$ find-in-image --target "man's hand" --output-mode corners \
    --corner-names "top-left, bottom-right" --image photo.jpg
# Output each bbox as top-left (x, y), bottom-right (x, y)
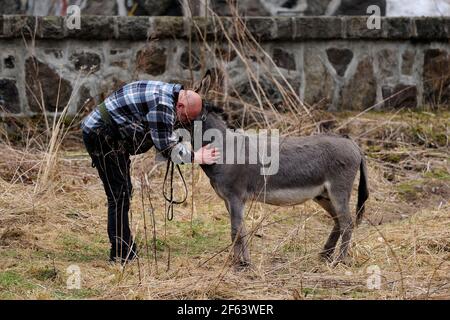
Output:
top-left (194, 144), bottom-right (220, 165)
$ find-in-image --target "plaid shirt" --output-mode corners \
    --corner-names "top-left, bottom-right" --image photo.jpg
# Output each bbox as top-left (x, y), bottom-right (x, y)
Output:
top-left (82, 81), bottom-right (191, 162)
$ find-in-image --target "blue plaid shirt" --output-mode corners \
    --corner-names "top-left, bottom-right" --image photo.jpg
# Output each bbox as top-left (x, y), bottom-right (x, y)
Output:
top-left (82, 81), bottom-right (191, 161)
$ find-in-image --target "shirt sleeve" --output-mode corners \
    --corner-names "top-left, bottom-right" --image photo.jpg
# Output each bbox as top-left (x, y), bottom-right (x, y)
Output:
top-left (146, 102), bottom-right (193, 163)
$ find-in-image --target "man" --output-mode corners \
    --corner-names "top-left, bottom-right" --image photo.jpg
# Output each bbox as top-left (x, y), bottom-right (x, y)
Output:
top-left (81, 80), bottom-right (219, 264)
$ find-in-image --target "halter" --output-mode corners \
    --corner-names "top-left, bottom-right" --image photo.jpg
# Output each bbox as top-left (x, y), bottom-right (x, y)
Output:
top-left (200, 101), bottom-right (210, 122)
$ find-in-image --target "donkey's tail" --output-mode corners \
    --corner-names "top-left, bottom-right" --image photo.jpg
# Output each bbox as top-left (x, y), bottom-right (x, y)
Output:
top-left (356, 155), bottom-right (369, 226)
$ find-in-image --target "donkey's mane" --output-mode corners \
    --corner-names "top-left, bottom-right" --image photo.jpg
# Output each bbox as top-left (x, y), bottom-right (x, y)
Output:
top-left (204, 102), bottom-right (230, 125)
top-left (204, 101), bottom-right (224, 114)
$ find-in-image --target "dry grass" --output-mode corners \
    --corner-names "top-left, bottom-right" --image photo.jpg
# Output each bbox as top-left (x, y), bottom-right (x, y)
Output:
top-left (0, 110), bottom-right (448, 300)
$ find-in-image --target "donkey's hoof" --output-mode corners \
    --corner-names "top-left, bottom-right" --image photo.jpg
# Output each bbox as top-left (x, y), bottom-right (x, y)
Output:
top-left (319, 252), bottom-right (334, 263)
top-left (233, 260), bottom-right (251, 271)
top-left (331, 257), bottom-right (352, 267)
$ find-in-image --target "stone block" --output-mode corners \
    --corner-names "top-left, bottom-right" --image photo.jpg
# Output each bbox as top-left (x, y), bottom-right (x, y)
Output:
top-left (70, 51), bottom-right (102, 73)
top-left (341, 56), bottom-right (377, 110)
top-left (304, 49), bottom-right (334, 106)
top-left (38, 16), bottom-right (64, 39)
top-left (274, 17), bottom-right (293, 40)
top-left (293, 17), bottom-right (342, 40)
top-left (0, 16), bottom-right (3, 37)
top-left (116, 16), bottom-right (150, 40)
top-left (136, 44), bottom-right (167, 76)
top-left (3, 15), bottom-right (36, 38)
top-left (65, 16), bottom-right (115, 40)
top-left (423, 49), bottom-right (450, 106)
top-left (401, 49), bottom-right (415, 76)
top-left (377, 49), bottom-right (398, 78)
top-left (414, 17), bottom-right (447, 40)
top-left (0, 79), bottom-right (20, 113)
top-left (180, 47), bottom-right (201, 71)
top-left (273, 48), bottom-right (296, 71)
top-left (244, 17), bottom-right (276, 40)
top-left (383, 17), bottom-right (414, 39)
top-left (382, 84), bottom-right (417, 109)
top-left (326, 48), bottom-right (353, 77)
top-left (149, 16), bottom-right (184, 39)
top-left (25, 57), bottom-right (72, 112)
top-left (344, 16), bottom-right (383, 39)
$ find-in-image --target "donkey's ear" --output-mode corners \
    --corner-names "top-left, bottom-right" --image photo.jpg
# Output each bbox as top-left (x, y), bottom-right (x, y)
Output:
top-left (194, 70), bottom-right (212, 96)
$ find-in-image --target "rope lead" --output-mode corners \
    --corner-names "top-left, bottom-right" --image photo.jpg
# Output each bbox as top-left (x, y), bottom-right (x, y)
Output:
top-left (163, 158), bottom-right (188, 221)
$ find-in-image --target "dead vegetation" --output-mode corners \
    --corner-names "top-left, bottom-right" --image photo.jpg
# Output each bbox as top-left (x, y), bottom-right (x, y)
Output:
top-left (0, 0), bottom-right (449, 300)
top-left (0, 108), bottom-right (448, 300)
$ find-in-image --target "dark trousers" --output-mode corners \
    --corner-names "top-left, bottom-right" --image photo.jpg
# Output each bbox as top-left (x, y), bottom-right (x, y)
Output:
top-left (83, 125), bottom-right (137, 263)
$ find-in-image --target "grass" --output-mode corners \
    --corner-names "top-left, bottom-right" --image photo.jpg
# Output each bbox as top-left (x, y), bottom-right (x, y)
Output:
top-left (51, 288), bottom-right (101, 300)
top-left (424, 169), bottom-right (450, 181)
top-left (396, 168), bottom-right (450, 202)
top-left (397, 180), bottom-right (423, 200)
top-left (169, 218), bottom-right (229, 255)
top-left (28, 266), bottom-right (59, 281)
top-left (58, 234), bottom-right (109, 262)
top-left (0, 271), bottom-right (30, 288)
top-left (0, 111), bottom-right (448, 300)
top-left (0, 271), bottom-right (36, 299)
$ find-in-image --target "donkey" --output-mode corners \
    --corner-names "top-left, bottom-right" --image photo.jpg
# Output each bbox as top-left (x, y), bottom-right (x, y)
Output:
top-left (189, 73), bottom-right (369, 267)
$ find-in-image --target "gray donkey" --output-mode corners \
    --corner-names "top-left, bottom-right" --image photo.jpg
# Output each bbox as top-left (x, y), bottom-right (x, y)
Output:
top-left (190, 75), bottom-right (369, 267)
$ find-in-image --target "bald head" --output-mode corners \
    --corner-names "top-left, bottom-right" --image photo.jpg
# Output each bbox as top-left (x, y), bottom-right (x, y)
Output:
top-left (175, 90), bottom-right (202, 124)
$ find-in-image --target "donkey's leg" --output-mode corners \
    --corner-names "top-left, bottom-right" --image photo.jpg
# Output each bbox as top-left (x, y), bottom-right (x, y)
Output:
top-left (225, 197), bottom-right (250, 266)
top-left (336, 211), bottom-right (353, 265)
top-left (328, 189), bottom-right (354, 265)
top-left (314, 197), bottom-right (340, 262)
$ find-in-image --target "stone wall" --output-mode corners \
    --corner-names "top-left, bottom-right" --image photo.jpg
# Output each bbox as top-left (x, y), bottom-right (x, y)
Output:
top-left (1, 15), bottom-right (450, 116)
